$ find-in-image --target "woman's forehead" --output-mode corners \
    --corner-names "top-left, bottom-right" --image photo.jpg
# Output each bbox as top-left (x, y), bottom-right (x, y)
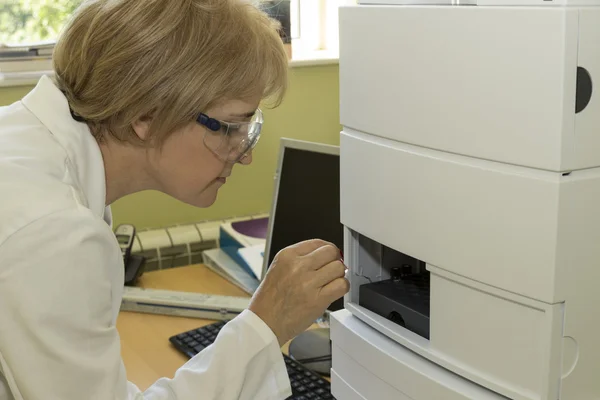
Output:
top-left (208, 97), bottom-right (260, 120)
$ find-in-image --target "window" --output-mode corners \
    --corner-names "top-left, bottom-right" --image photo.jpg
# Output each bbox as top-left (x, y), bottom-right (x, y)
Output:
top-left (0, 0), bottom-right (81, 84)
top-left (0, 0), bottom-right (354, 87)
top-left (253, 0), bottom-right (356, 63)
top-left (0, 0), bottom-right (81, 44)
top-left (273, 0), bottom-right (356, 63)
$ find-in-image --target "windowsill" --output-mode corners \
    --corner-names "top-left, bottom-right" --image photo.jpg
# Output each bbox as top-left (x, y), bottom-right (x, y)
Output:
top-left (0, 70), bottom-right (55, 88)
top-left (289, 49), bottom-right (339, 67)
top-left (0, 51), bottom-right (339, 88)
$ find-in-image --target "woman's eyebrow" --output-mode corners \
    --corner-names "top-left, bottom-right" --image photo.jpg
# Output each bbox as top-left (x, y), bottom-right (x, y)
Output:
top-left (229, 110), bottom-right (256, 119)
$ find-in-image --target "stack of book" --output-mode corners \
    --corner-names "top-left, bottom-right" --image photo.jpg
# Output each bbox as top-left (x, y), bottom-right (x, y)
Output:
top-left (202, 216), bottom-right (269, 295)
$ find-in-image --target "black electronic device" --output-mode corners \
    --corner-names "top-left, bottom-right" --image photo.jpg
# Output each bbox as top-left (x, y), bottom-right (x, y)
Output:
top-left (114, 224), bottom-right (146, 286)
top-left (359, 266), bottom-right (431, 339)
top-left (262, 138), bottom-right (343, 376)
top-left (115, 224), bottom-right (136, 262)
top-left (169, 320), bottom-right (335, 400)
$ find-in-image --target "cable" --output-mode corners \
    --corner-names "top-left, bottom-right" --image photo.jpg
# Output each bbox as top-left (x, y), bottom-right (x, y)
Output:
top-left (355, 273), bottom-right (372, 283)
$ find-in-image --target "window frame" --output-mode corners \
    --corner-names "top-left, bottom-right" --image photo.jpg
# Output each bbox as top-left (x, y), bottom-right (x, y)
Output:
top-left (289, 0), bottom-right (353, 66)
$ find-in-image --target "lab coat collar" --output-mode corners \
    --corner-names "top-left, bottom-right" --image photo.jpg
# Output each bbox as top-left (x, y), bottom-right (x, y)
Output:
top-left (21, 75), bottom-right (110, 224)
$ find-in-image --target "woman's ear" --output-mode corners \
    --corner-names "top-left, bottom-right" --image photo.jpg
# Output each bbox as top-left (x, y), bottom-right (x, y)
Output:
top-left (131, 115), bottom-right (152, 141)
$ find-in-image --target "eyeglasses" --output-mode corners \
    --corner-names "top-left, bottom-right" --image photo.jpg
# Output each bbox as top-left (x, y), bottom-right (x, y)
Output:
top-left (196, 108), bottom-right (263, 163)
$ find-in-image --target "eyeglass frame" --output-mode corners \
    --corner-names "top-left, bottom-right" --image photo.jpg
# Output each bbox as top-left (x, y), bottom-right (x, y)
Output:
top-left (196, 108), bottom-right (263, 163)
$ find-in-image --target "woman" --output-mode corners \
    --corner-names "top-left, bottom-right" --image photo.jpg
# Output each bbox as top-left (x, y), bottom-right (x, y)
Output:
top-left (0, 0), bottom-right (349, 399)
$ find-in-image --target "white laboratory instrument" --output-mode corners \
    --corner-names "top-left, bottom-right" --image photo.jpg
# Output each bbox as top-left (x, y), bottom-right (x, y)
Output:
top-left (331, 1), bottom-right (600, 399)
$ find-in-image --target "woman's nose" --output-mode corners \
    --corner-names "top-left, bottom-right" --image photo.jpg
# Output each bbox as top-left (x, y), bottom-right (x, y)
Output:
top-left (239, 151), bottom-right (253, 165)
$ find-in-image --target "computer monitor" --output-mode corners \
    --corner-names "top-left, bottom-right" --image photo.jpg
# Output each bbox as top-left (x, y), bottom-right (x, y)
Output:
top-left (262, 138), bottom-right (342, 375)
top-left (262, 138), bottom-right (343, 310)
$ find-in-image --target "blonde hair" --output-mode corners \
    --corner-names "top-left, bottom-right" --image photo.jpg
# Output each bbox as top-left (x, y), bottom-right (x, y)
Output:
top-left (53, 0), bottom-right (288, 145)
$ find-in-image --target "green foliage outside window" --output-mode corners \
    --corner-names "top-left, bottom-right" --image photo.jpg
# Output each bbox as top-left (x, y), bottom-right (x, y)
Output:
top-left (0, 0), bottom-right (81, 45)
top-left (0, 0), bottom-right (291, 46)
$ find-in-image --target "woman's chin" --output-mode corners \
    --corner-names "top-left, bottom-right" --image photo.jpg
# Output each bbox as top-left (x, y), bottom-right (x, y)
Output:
top-left (167, 181), bottom-right (222, 208)
top-left (190, 188), bottom-right (219, 208)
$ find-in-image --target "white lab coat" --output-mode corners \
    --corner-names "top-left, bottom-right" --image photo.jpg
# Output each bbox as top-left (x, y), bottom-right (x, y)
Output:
top-left (0, 76), bottom-right (292, 400)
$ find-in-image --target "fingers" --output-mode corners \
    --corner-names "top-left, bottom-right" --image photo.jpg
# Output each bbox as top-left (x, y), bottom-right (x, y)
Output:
top-left (320, 277), bottom-right (350, 304)
top-left (303, 243), bottom-right (341, 269)
top-left (315, 260), bottom-right (347, 287)
top-left (290, 239), bottom-right (336, 256)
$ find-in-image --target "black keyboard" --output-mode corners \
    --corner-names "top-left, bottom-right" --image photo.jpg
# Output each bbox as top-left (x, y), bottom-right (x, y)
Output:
top-left (169, 320), bottom-right (335, 400)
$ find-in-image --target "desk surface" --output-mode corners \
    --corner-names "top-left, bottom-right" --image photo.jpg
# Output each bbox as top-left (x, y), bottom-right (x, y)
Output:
top-left (117, 264), bottom-right (309, 391)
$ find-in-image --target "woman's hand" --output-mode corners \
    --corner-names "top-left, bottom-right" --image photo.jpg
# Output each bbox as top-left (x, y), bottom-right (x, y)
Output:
top-left (248, 239), bottom-right (349, 346)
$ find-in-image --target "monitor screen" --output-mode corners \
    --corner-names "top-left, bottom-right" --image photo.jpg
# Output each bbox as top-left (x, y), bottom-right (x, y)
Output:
top-left (266, 144), bottom-right (344, 311)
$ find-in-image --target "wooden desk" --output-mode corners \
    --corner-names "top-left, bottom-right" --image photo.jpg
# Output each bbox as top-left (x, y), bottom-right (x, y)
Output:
top-left (117, 264), bottom-right (314, 391)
